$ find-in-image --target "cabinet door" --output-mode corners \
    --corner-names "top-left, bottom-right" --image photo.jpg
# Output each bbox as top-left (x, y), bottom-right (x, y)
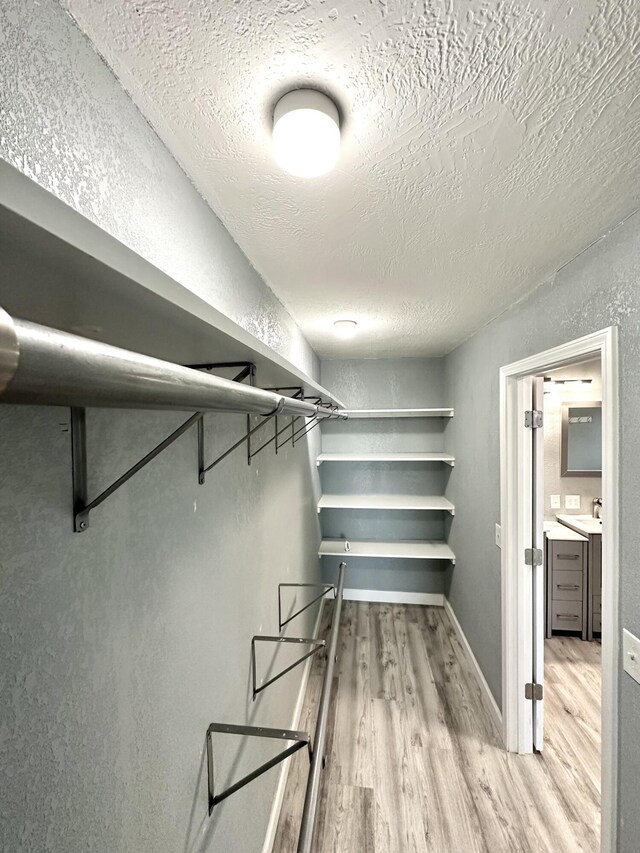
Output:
top-left (551, 540), bottom-right (583, 566)
top-left (551, 601), bottom-right (583, 631)
top-left (551, 570), bottom-right (583, 601)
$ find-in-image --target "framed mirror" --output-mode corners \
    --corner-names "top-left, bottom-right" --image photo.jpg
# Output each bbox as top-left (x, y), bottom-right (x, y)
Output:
top-left (561, 400), bottom-right (602, 476)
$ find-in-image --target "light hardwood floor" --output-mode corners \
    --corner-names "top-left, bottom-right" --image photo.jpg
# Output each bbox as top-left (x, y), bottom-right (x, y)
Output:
top-left (274, 603), bottom-right (601, 853)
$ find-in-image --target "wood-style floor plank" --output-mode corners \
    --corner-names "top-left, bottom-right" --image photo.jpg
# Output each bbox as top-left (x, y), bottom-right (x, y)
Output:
top-left (274, 603), bottom-right (601, 853)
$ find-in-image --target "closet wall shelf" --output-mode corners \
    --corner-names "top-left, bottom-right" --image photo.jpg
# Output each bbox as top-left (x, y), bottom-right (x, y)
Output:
top-left (319, 538), bottom-right (455, 562)
top-left (341, 408), bottom-right (453, 418)
top-left (317, 494), bottom-right (455, 514)
top-left (0, 161), bottom-right (343, 407)
top-left (317, 451), bottom-right (454, 466)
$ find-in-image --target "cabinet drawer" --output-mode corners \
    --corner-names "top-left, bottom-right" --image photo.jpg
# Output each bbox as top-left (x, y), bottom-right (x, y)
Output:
top-left (593, 594), bottom-right (601, 614)
top-left (551, 541), bottom-right (583, 568)
top-left (593, 613), bottom-right (602, 633)
top-left (551, 601), bottom-right (583, 631)
top-left (551, 570), bottom-right (582, 601)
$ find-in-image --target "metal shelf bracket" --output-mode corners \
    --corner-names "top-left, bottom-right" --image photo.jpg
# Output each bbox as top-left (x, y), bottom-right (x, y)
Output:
top-left (71, 362), bottom-right (258, 531)
top-left (252, 635), bottom-right (326, 700)
top-left (206, 723), bottom-right (311, 815)
top-left (197, 363), bottom-right (278, 481)
top-left (71, 407), bottom-right (202, 532)
top-left (278, 583), bottom-right (336, 631)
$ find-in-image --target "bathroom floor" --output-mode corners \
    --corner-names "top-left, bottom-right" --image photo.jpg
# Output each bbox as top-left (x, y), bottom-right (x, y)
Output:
top-left (274, 603), bottom-right (601, 852)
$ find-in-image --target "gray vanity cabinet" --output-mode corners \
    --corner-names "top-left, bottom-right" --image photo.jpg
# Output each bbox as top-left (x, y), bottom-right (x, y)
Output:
top-left (545, 533), bottom-right (588, 640)
top-left (545, 527), bottom-right (602, 641)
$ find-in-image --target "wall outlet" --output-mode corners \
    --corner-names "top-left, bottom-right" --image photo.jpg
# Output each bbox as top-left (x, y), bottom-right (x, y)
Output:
top-left (623, 629), bottom-right (640, 686)
top-left (550, 494), bottom-right (561, 509)
top-left (495, 523), bottom-right (502, 548)
top-left (565, 495), bottom-right (581, 509)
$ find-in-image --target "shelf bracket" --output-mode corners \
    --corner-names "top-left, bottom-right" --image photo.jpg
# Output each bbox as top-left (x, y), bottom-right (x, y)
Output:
top-left (196, 363), bottom-right (275, 482)
top-left (278, 583), bottom-right (335, 630)
top-left (206, 723), bottom-right (311, 815)
top-left (252, 635), bottom-right (326, 700)
top-left (71, 407), bottom-right (203, 532)
top-left (248, 388), bottom-right (304, 460)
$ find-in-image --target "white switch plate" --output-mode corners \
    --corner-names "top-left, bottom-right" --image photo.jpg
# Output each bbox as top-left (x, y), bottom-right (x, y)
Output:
top-left (623, 629), bottom-right (640, 686)
top-left (495, 523), bottom-right (502, 548)
top-left (565, 495), bottom-right (581, 509)
top-left (550, 494), bottom-right (561, 509)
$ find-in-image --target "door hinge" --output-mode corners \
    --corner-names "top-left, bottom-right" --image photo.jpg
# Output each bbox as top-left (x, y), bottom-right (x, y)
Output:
top-left (524, 547), bottom-right (543, 566)
top-left (525, 682), bottom-right (544, 700)
top-left (524, 410), bottom-right (543, 429)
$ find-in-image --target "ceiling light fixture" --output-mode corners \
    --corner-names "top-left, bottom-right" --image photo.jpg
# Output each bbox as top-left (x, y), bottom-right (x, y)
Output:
top-left (273, 89), bottom-right (340, 178)
top-left (333, 319), bottom-right (358, 339)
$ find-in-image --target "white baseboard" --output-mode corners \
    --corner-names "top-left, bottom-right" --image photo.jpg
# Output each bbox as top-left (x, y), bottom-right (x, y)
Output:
top-left (344, 589), bottom-right (444, 606)
top-left (444, 598), bottom-right (502, 733)
top-left (261, 597), bottom-right (325, 853)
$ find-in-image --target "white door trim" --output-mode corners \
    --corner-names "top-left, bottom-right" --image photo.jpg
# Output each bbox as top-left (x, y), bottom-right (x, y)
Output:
top-left (499, 326), bottom-right (619, 853)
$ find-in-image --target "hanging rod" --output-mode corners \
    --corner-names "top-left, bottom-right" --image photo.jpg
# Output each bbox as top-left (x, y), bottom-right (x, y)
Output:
top-left (297, 560), bottom-right (346, 853)
top-left (0, 307), bottom-right (346, 421)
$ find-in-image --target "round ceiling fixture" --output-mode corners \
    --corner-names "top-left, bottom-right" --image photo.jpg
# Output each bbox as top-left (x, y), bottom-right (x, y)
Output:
top-left (273, 89), bottom-right (340, 178)
top-left (333, 319), bottom-right (358, 339)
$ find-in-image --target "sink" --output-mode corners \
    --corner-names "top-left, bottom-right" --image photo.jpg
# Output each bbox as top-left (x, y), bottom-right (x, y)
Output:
top-left (556, 514), bottom-right (603, 536)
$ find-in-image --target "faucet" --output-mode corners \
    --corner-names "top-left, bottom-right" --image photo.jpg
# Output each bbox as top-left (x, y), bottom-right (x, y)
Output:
top-left (593, 497), bottom-right (602, 519)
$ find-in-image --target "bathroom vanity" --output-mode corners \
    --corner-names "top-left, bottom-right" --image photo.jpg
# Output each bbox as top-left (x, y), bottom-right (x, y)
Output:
top-left (545, 515), bottom-right (602, 641)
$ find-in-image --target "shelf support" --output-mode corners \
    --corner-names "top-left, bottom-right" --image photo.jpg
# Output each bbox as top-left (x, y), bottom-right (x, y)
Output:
top-left (206, 723), bottom-right (311, 815)
top-left (196, 363), bottom-right (269, 482)
top-left (248, 388), bottom-right (304, 460)
top-left (71, 362), bottom-right (266, 530)
top-left (71, 407), bottom-right (203, 532)
top-left (278, 583), bottom-right (335, 630)
top-left (252, 636), bottom-right (326, 700)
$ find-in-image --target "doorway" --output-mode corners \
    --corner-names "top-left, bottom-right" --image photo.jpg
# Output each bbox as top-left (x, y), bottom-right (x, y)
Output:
top-left (499, 328), bottom-right (619, 853)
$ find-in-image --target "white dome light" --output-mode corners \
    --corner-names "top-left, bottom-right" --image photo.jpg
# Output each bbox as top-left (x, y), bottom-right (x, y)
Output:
top-left (273, 89), bottom-right (340, 178)
top-left (333, 319), bottom-right (358, 339)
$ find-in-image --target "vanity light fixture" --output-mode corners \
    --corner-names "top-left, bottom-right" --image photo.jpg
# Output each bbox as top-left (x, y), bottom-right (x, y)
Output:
top-left (543, 377), bottom-right (593, 393)
top-left (333, 319), bottom-right (358, 339)
top-left (273, 89), bottom-right (340, 178)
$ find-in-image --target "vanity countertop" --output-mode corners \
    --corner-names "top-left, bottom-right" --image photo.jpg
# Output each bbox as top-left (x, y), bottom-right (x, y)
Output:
top-left (545, 523), bottom-right (588, 542)
top-left (556, 514), bottom-right (603, 537)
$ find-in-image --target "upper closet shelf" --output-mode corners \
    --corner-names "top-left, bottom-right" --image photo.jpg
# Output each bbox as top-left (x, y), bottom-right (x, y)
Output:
top-left (317, 452), bottom-right (454, 466)
top-left (319, 539), bottom-right (455, 562)
top-left (317, 494), bottom-right (455, 514)
top-left (341, 408), bottom-right (453, 418)
top-left (0, 162), bottom-right (343, 407)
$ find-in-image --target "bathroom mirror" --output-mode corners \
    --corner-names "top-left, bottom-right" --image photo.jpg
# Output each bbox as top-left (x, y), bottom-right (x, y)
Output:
top-left (561, 401), bottom-right (602, 476)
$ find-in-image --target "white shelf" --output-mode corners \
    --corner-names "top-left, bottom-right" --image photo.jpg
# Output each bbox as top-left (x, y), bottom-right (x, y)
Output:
top-left (0, 161), bottom-right (343, 407)
top-left (341, 408), bottom-right (453, 419)
top-left (317, 451), bottom-right (454, 466)
top-left (317, 494), bottom-right (455, 514)
top-left (319, 539), bottom-right (455, 562)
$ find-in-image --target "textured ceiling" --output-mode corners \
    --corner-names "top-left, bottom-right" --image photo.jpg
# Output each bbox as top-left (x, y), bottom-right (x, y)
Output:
top-left (62, 0), bottom-right (640, 358)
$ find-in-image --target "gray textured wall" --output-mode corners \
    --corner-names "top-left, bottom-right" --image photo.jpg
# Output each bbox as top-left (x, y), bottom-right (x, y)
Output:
top-left (0, 407), bottom-right (323, 853)
top-left (0, 1), bottom-right (325, 851)
top-left (444, 211), bottom-right (640, 852)
top-left (0, 0), bottom-right (317, 380)
top-left (319, 359), bottom-right (451, 593)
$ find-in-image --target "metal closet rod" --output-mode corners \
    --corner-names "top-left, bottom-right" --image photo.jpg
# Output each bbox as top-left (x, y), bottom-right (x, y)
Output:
top-left (297, 560), bottom-right (346, 853)
top-left (0, 306), bottom-right (346, 420)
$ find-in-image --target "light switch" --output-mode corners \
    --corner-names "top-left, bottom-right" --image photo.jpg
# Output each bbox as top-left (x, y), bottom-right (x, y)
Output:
top-left (623, 629), bottom-right (640, 686)
top-left (565, 495), bottom-right (581, 509)
top-left (495, 523), bottom-right (502, 548)
top-left (550, 495), bottom-right (561, 509)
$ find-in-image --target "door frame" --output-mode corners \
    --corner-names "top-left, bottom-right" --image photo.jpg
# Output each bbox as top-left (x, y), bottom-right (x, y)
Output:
top-left (499, 327), bottom-right (619, 853)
